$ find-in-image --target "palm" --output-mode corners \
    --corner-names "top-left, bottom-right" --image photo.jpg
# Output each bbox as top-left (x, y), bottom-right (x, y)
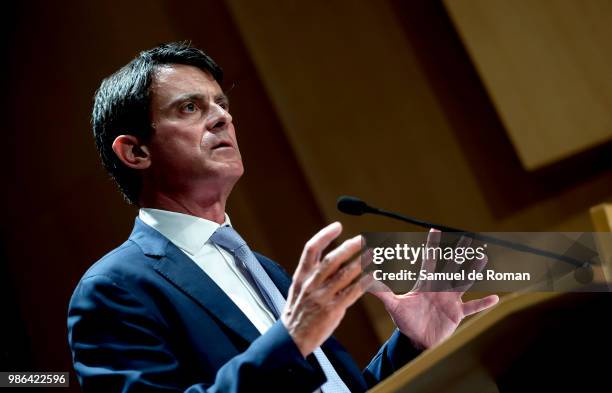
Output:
top-left (369, 230), bottom-right (499, 349)
top-left (374, 291), bottom-right (471, 349)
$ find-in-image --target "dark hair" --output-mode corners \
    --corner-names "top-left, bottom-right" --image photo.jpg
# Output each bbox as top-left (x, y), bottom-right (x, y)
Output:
top-left (92, 41), bottom-right (223, 205)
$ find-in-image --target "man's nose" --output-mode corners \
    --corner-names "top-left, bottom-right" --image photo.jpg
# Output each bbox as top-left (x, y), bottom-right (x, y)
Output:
top-left (206, 103), bottom-right (232, 131)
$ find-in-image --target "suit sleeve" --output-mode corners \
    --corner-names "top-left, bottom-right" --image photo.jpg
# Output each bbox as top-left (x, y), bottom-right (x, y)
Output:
top-left (362, 329), bottom-right (423, 388)
top-left (67, 274), bottom-right (325, 393)
top-left (257, 252), bottom-right (423, 389)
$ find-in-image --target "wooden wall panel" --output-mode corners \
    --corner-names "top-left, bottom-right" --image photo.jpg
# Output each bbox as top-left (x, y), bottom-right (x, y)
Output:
top-left (225, 0), bottom-right (612, 340)
top-left (444, 0), bottom-right (612, 169)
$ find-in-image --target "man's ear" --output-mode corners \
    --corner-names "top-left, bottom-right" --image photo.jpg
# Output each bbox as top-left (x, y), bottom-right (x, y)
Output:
top-left (111, 135), bottom-right (151, 170)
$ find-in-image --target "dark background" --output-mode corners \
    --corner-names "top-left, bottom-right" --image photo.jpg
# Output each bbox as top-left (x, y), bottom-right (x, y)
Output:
top-left (0, 1), bottom-right (379, 389)
top-left (2, 1), bottom-right (611, 392)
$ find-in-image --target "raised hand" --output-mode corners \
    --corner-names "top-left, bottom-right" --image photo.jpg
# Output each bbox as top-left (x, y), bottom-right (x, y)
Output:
top-left (282, 222), bottom-right (373, 357)
top-left (370, 229), bottom-right (499, 349)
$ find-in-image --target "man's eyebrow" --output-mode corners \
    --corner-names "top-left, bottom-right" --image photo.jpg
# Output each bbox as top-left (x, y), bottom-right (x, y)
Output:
top-left (215, 92), bottom-right (230, 104)
top-left (166, 92), bottom-right (229, 108)
top-left (166, 93), bottom-right (205, 109)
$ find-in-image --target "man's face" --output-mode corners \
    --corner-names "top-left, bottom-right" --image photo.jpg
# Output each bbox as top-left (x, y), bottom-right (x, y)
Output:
top-left (146, 64), bottom-right (243, 194)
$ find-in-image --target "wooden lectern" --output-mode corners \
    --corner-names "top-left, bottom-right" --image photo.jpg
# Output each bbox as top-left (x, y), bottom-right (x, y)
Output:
top-left (369, 205), bottom-right (612, 392)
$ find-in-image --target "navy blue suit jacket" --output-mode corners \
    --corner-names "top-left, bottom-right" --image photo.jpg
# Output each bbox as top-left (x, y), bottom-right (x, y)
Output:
top-left (68, 218), bottom-right (420, 392)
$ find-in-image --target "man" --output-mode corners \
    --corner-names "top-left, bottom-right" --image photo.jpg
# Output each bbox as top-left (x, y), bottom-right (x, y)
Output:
top-left (68, 42), bottom-right (498, 392)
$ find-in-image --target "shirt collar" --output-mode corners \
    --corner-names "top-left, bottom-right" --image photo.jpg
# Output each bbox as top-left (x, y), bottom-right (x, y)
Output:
top-left (139, 208), bottom-right (232, 255)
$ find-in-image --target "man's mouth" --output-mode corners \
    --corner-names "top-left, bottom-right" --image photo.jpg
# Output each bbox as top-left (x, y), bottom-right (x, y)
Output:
top-left (212, 141), bottom-right (233, 150)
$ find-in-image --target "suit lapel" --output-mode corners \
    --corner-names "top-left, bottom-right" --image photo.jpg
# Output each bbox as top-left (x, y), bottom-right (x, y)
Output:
top-left (130, 218), bottom-right (261, 344)
top-left (130, 218), bottom-right (366, 391)
top-left (255, 252), bottom-right (292, 298)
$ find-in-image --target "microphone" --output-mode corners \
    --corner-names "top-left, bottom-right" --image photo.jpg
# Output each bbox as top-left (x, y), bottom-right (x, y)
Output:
top-left (337, 195), bottom-right (464, 233)
top-left (336, 195), bottom-right (594, 283)
top-left (337, 196), bottom-right (374, 216)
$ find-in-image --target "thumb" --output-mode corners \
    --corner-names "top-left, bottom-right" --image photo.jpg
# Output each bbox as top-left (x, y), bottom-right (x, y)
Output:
top-left (368, 280), bottom-right (396, 304)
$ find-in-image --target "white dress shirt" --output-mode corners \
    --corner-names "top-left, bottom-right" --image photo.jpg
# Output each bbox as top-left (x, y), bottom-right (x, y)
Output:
top-left (139, 208), bottom-right (276, 334)
top-left (140, 208), bottom-right (329, 393)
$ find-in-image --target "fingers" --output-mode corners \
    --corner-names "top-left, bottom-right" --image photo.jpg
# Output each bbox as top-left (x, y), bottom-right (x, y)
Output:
top-left (368, 278), bottom-right (391, 295)
top-left (443, 235), bottom-right (472, 292)
top-left (303, 234), bottom-right (364, 289)
top-left (456, 254), bottom-right (488, 295)
top-left (425, 228), bottom-right (441, 260)
top-left (422, 228), bottom-right (441, 274)
top-left (462, 294), bottom-right (499, 316)
top-left (335, 273), bottom-right (374, 308)
top-left (321, 248), bottom-right (370, 297)
top-left (447, 235), bottom-right (472, 273)
top-left (369, 284), bottom-right (396, 306)
top-left (413, 228), bottom-right (441, 292)
top-left (293, 222), bottom-right (343, 285)
top-left (456, 235), bottom-right (473, 249)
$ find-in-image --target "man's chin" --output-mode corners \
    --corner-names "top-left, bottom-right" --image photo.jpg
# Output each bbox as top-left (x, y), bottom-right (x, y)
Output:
top-left (214, 159), bottom-right (244, 178)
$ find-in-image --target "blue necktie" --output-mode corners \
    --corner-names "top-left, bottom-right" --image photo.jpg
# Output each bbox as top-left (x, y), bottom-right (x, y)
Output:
top-left (210, 226), bottom-right (351, 393)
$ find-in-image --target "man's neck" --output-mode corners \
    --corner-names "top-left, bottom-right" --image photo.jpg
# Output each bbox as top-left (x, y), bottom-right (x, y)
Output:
top-left (140, 192), bottom-right (227, 224)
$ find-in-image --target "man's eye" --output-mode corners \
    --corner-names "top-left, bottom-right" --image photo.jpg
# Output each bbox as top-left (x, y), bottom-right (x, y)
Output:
top-left (182, 102), bottom-right (197, 113)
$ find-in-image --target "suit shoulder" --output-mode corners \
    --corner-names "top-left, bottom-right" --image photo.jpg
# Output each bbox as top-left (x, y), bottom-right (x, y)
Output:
top-left (79, 240), bottom-right (156, 286)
